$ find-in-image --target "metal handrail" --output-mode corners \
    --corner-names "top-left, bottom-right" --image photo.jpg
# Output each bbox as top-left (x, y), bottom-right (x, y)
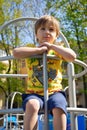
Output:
top-left (0, 17), bottom-right (70, 48)
top-left (0, 107), bottom-right (87, 115)
top-left (74, 59), bottom-right (87, 78)
top-left (0, 17), bottom-right (38, 32)
top-left (0, 55), bottom-right (87, 78)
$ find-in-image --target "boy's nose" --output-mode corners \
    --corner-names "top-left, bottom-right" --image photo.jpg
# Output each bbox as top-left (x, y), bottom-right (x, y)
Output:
top-left (45, 29), bottom-right (50, 33)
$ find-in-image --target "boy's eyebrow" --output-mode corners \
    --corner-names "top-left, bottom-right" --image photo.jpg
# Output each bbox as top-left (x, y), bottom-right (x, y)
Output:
top-left (41, 24), bottom-right (55, 28)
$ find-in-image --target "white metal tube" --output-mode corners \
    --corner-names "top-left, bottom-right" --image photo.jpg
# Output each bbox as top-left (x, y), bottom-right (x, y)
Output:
top-left (43, 53), bottom-right (49, 130)
top-left (59, 31), bottom-right (70, 48)
top-left (68, 62), bottom-right (78, 130)
top-left (0, 107), bottom-right (87, 115)
top-left (0, 17), bottom-right (38, 32)
top-left (1, 56), bottom-right (87, 79)
top-left (0, 74), bottom-right (28, 77)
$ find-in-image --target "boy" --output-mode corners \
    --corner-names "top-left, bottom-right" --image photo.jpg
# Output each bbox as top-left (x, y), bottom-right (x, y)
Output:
top-left (13, 15), bottom-right (76, 130)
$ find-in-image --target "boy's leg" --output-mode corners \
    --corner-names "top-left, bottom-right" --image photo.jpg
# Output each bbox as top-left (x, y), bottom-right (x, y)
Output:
top-left (48, 92), bottom-right (67, 130)
top-left (52, 108), bottom-right (66, 130)
top-left (24, 99), bottom-right (40, 130)
top-left (33, 121), bottom-right (38, 130)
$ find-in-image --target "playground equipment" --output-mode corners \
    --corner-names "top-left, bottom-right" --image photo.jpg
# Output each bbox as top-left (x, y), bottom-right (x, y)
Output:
top-left (0, 92), bottom-right (24, 130)
top-left (0, 17), bottom-right (87, 130)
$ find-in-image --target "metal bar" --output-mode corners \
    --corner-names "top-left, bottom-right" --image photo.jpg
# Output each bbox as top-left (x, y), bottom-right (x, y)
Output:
top-left (0, 55), bottom-right (14, 61)
top-left (0, 107), bottom-right (87, 115)
top-left (74, 59), bottom-right (87, 78)
top-left (0, 74), bottom-right (67, 79)
top-left (67, 63), bottom-right (78, 130)
top-left (74, 69), bottom-right (87, 79)
top-left (0, 55), bottom-right (60, 61)
top-left (59, 31), bottom-right (70, 48)
top-left (1, 56), bottom-right (87, 79)
top-left (0, 17), bottom-right (38, 32)
top-left (0, 108), bottom-right (23, 114)
top-left (0, 74), bottom-right (28, 77)
top-left (68, 63), bottom-right (77, 107)
top-left (74, 59), bottom-right (87, 68)
top-left (43, 53), bottom-right (49, 130)
top-left (67, 107), bottom-right (87, 114)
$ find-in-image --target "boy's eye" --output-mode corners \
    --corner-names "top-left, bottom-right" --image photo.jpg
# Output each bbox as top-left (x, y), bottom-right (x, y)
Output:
top-left (49, 28), bottom-right (54, 31)
top-left (41, 27), bottom-right (45, 30)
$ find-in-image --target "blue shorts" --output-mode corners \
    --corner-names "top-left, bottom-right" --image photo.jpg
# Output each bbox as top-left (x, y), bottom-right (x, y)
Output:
top-left (22, 91), bottom-right (67, 114)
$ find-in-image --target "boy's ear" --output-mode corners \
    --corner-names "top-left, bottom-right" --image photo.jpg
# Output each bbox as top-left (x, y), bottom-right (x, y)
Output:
top-left (55, 36), bottom-right (58, 40)
top-left (35, 34), bottom-right (38, 38)
top-left (36, 38), bottom-right (38, 42)
top-left (35, 35), bottom-right (38, 42)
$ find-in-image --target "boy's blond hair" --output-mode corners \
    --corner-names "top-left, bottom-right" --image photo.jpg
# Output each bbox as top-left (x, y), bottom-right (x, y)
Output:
top-left (35, 15), bottom-right (60, 37)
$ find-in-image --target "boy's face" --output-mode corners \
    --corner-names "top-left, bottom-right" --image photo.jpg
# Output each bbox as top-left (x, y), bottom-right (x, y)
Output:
top-left (36, 23), bottom-right (57, 44)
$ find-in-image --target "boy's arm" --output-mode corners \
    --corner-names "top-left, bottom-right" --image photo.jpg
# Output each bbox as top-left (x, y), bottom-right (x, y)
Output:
top-left (39, 42), bottom-right (76, 62)
top-left (13, 46), bottom-right (48, 58)
top-left (51, 44), bottom-right (76, 62)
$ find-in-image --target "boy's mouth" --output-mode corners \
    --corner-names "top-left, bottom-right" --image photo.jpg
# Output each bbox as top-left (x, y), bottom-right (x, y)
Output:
top-left (44, 37), bottom-right (50, 40)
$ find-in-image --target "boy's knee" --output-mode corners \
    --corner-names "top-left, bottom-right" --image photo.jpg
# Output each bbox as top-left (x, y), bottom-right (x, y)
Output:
top-left (26, 99), bottom-right (40, 112)
top-left (52, 108), bottom-right (65, 116)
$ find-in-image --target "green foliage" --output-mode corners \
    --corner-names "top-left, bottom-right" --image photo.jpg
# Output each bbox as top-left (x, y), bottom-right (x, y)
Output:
top-left (0, 0), bottom-right (5, 25)
top-left (0, 62), bottom-right (6, 86)
top-left (0, 62), bottom-right (7, 72)
top-left (0, 0), bottom-right (22, 23)
top-left (0, 0), bottom-right (24, 99)
top-left (6, 77), bottom-right (25, 93)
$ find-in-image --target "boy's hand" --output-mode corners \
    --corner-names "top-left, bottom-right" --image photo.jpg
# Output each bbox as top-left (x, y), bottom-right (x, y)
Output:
top-left (39, 42), bottom-right (51, 51)
top-left (39, 46), bottom-right (48, 54)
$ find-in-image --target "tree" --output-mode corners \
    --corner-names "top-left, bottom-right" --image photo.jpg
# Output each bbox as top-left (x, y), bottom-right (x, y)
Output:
top-left (0, 0), bottom-right (24, 104)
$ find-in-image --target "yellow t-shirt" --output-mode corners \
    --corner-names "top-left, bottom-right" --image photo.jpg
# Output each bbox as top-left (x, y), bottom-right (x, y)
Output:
top-left (25, 45), bottom-right (63, 96)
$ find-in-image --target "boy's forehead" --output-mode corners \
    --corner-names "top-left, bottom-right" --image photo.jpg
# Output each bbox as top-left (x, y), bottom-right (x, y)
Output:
top-left (41, 22), bottom-right (56, 28)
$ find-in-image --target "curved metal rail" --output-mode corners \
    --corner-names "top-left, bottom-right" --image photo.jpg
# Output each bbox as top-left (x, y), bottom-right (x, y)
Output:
top-left (0, 17), bottom-right (70, 48)
top-left (0, 17), bottom-right (38, 32)
top-left (74, 59), bottom-right (87, 78)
